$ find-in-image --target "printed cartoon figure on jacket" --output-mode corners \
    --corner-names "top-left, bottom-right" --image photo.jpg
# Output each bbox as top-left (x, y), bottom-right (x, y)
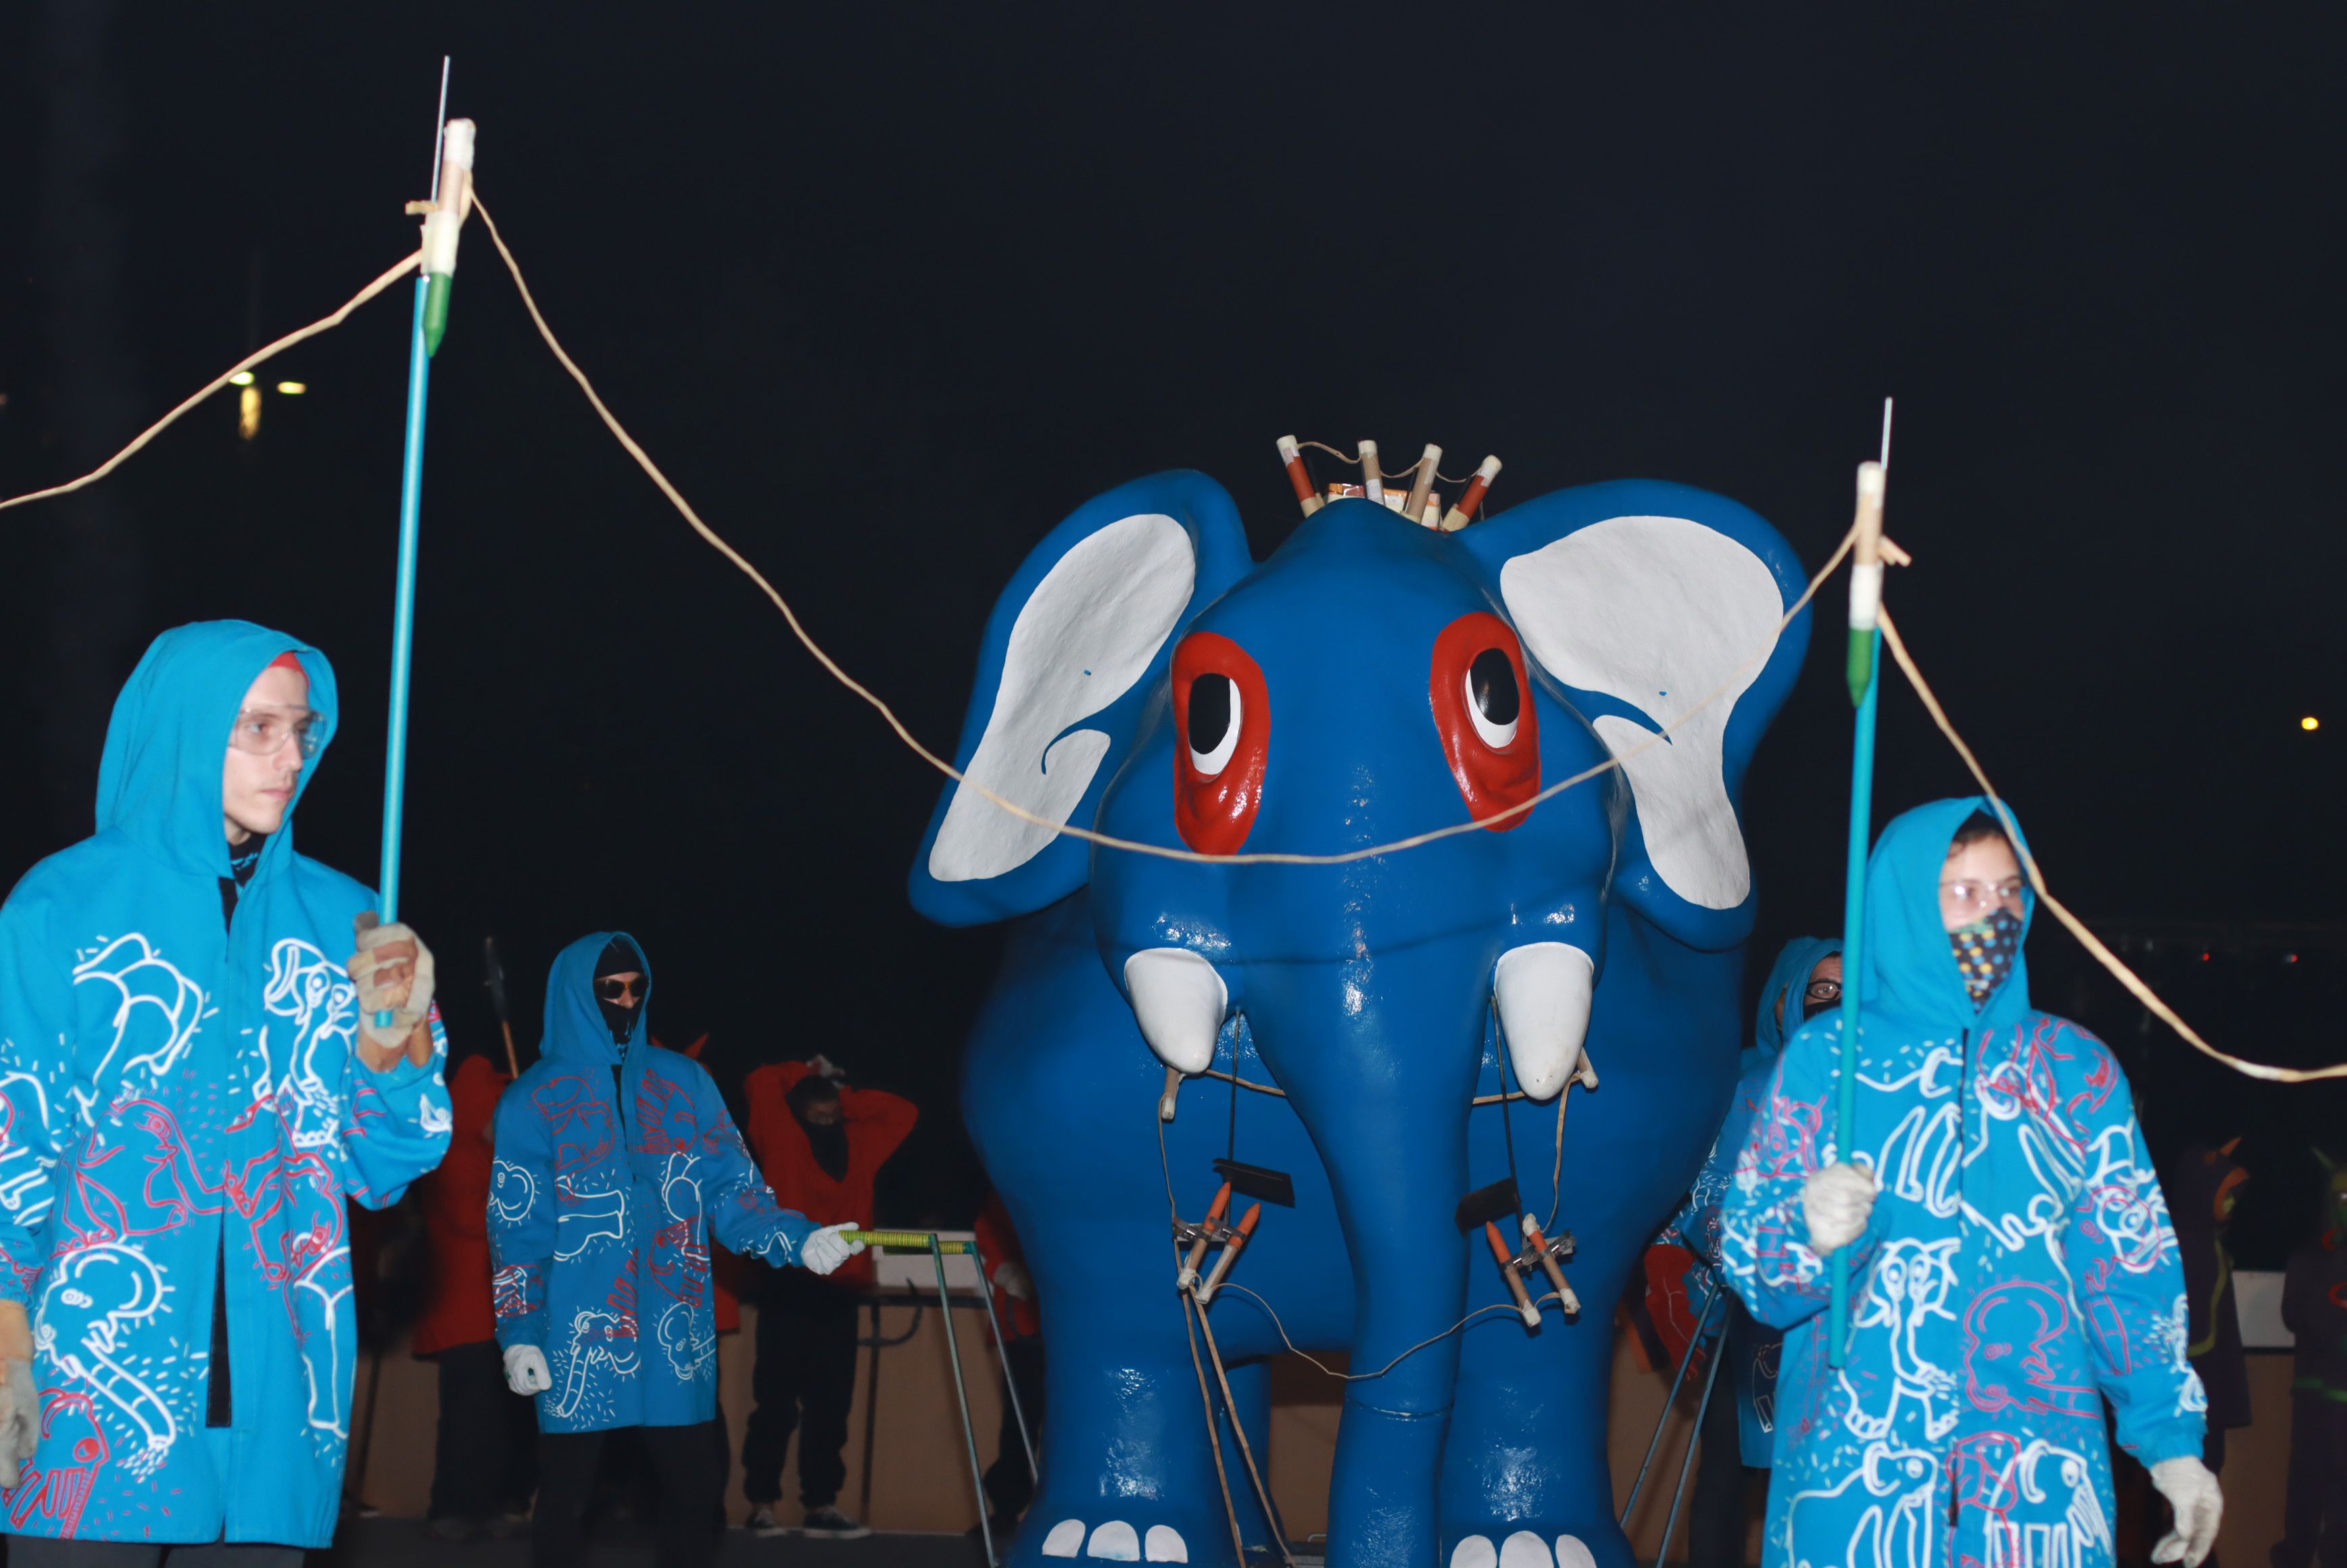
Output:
top-left (1720, 798), bottom-right (2220, 1568)
top-left (0, 622), bottom-right (452, 1548)
top-left (488, 932), bottom-right (848, 1434)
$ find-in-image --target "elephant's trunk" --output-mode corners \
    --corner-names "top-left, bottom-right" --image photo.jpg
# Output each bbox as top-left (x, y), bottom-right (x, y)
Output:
top-left (1243, 939), bottom-right (1491, 1568)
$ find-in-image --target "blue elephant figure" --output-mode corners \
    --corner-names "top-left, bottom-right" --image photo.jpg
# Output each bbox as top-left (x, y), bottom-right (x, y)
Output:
top-left (910, 468), bottom-right (1810, 1568)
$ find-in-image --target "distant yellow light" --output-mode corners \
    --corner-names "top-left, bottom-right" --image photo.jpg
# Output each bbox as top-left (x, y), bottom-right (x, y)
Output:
top-left (2304, 716), bottom-right (2321, 732)
top-left (274, 381), bottom-right (306, 396)
top-left (229, 371), bottom-right (255, 387)
top-left (237, 385), bottom-right (261, 441)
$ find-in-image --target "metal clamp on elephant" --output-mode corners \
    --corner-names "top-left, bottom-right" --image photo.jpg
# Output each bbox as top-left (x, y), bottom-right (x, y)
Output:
top-left (909, 461), bottom-right (1811, 1568)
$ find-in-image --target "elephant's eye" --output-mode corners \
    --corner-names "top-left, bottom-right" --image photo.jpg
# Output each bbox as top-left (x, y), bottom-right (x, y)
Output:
top-left (1430, 611), bottom-right (1541, 831)
top-left (1466, 649), bottom-right (1520, 747)
top-left (1186, 674), bottom-right (1242, 777)
top-left (1170, 631), bottom-right (1270, 854)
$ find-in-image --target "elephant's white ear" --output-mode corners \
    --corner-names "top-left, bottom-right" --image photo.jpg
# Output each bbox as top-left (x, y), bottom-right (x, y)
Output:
top-left (1499, 514), bottom-right (1784, 910)
top-left (928, 513), bottom-right (1194, 883)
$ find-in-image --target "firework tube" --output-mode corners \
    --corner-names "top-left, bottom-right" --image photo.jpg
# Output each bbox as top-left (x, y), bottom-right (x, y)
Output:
top-left (418, 118), bottom-right (475, 358)
top-left (1195, 1202), bottom-right (1261, 1306)
top-left (855, 1230), bottom-right (974, 1254)
top-left (1404, 442), bottom-right (1443, 522)
top-left (1276, 435), bottom-right (1324, 517)
top-left (1440, 454), bottom-right (1503, 531)
top-left (1521, 1216), bottom-right (1579, 1313)
top-left (1845, 461), bottom-right (1885, 704)
top-left (1358, 440), bottom-right (1384, 504)
top-left (1178, 1182), bottom-right (1235, 1291)
top-left (1485, 1222), bottom-right (1540, 1328)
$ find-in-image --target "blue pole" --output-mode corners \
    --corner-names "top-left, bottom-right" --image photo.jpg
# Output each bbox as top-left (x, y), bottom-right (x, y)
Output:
top-left (1826, 627), bottom-right (1880, 1368)
top-left (376, 276), bottom-right (431, 1019)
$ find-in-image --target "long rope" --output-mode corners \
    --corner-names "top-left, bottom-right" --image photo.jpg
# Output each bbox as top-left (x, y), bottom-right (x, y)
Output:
top-left (470, 188), bottom-right (1849, 868)
top-left (1877, 609), bottom-right (2347, 1083)
top-left (0, 252), bottom-right (422, 515)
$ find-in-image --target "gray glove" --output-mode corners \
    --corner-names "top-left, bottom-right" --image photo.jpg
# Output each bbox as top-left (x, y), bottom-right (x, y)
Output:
top-left (2151, 1456), bottom-right (2222, 1567)
top-left (504, 1344), bottom-right (551, 1396)
top-left (0, 1356), bottom-right (34, 1490)
top-left (1802, 1162), bottom-right (1878, 1256)
top-left (351, 914), bottom-right (437, 1061)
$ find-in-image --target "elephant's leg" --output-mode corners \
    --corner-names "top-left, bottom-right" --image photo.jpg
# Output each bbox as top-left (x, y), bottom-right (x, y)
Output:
top-left (1013, 1299), bottom-right (1282, 1568)
top-left (1440, 1309), bottom-right (1626, 1568)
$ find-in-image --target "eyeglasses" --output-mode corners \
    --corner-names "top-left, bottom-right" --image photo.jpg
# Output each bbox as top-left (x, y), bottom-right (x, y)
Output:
top-left (1941, 877), bottom-right (2027, 916)
top-left (595, 976), bottom-right (646, 1004)
top-left (230, 706), bottom-right (326, 759)
top-left (1804, 979), bottom-right (1843, 1004)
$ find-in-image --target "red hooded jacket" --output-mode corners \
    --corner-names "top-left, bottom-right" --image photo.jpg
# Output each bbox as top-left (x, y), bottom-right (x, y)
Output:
top-left (412, 1054), bottom-right (510, 1356)
top-left (742, 1061), bottom-right (917, 1290)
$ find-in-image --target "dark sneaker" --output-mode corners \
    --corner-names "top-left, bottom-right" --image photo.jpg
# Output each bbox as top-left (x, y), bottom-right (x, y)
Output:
top-left (747, 1506), bottom-right (785, 1538)
top-left (425, 1517), bottom-right (476, 1544)
top-left (801, 1506), bottom-right (871, 1540)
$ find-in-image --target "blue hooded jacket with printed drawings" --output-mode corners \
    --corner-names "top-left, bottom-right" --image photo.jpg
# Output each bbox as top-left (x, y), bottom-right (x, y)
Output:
top-left (488, 931), bottom-right (816, 1433)
top-left (1720, 798), bottom-right (2203, 1568)
top-left (1660, 934), bottom-right (1842, 1469)
top-left (0, 622), bottom-right (453, 1547)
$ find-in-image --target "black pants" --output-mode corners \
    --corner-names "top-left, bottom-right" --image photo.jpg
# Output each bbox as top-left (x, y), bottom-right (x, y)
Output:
top-left (6, 1542), bottom-right (300, 1568)
top-left (741, 1275), bottom-right (860, 1507)
top-left (982, 1336), bottom-right (1046, 1521)
top-left (428, 1339), bottom-right (540, 1522)
top-left (2276, 1392), bottom-right (2347, 1568)
top-left (1685, 1361), bottom-right (1762, 1568)
top-left (537, 1423), bottom-right (719, 1568)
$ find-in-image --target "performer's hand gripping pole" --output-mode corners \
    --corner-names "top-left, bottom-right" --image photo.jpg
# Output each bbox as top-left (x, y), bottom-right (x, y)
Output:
top-left (374, 112), bottom-right (475, 1025)
top-left (1828, 444), bottom-right (1888, 1370)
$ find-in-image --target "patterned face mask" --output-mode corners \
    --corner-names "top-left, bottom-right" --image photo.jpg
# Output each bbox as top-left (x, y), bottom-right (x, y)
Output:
top-left (1950, 906), bottom-right (2023, 1006)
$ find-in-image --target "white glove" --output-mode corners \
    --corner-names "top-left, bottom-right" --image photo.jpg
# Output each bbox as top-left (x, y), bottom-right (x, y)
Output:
top-left (2150, 1455), bottom-right (2223, 1567)
top-left (993, 1260), bottom-right (1034, 1302)
top-left (0, 1356), bottom-right (34, 1490)
top-left (802, 1223), bottom-right (866, 1275)
top-left (351, 914), bottom-right (437, 1062)
top-left (503, 1344), bottom-right (551, 1396)
top-left (1802, 1162), bottom-right (1878, 1256)
top-left (806, 1054), bottom-right (846, 1081)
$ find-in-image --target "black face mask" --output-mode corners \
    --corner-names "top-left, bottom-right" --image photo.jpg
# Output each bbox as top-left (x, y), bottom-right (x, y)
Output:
top-left (795, 1104), bottom-right (849, 1181)
top-left (594, 938), bottom-right (646, 1046)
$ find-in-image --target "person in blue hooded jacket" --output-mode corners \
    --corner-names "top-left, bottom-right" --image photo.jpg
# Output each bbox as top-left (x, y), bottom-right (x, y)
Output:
top-left (1720, 798), bottom-right (2223, 1568)
top-left (1658, 935), bottom-right (1843, 1568)
top-left (0, 622), bottom-right (453, 1563)
top-left (489, 931), bottom-right (861, 1568)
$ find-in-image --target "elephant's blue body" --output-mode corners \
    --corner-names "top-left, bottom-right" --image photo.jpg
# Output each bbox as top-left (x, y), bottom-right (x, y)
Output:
top-left (919, 471), bottom-right (1810, 1568)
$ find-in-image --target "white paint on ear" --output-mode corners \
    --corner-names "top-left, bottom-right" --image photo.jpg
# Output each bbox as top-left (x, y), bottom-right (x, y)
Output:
top-left (929, 514), bottom-right (1195, 883)
top-left (1499, 514), bottom-right (1782, 910)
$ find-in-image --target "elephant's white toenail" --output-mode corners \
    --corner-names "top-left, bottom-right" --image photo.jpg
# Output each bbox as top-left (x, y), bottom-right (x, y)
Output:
top-left (1555, 1536), bottom-right (1597, 1568)
top-left (1042, 1520), bottom-right (1086, 1558)
top-left (1500, 1532), bottom-right (1551, 1568)
top-left (1088, 1522), bottom-right (1141, 1561)
top-left (1451, 1537), bottom-right (1499, 1568)
top-left (1144, 1525), bottom-right (1188, 1563)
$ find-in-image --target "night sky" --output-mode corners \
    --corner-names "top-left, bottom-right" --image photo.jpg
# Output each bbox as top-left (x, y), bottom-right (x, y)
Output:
top-left (3, 6), bottom-right (2341, 1251)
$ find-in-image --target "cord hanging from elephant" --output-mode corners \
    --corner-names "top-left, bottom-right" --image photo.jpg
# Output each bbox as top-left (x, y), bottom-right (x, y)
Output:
top-left (909, 462), bottom-right (1812, 1568)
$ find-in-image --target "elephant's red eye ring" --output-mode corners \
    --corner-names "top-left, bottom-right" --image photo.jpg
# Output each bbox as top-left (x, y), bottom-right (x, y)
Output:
top-left (1431, 612), bottom-right (1540, 830)
top-left (1172, 631), bottom-right (1269, 854)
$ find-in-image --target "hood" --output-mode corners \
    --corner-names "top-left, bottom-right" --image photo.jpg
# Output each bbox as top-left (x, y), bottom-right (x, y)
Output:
top-left (1749, 933), bottom-right (1844, 1067)
top-left (1860, 795), bottom-right (2035, 1035)
top-left (96, 620), bottom-right (339, 881)
top-left (541, 930), bottom-right (655, 1067)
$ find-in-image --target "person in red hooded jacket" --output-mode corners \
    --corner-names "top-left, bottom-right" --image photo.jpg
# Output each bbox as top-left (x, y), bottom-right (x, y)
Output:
top-left (413, 1052), bottom-right (539, 1540)
top-left (737, 1057), bottom-right (917, 1538)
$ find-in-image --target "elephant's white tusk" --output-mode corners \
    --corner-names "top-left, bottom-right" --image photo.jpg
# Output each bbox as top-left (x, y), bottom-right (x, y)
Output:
top-left (1493, 943), bottom-right (1596, 1101)
top-left (1125, 949), bottom-right (1228, 1077)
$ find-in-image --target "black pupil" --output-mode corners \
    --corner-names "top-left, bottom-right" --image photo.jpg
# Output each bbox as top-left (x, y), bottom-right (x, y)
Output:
top-left (1470, 649), bottom-right (1520, 727)
top-left (1188, 674), bottom-right (1234, 754)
